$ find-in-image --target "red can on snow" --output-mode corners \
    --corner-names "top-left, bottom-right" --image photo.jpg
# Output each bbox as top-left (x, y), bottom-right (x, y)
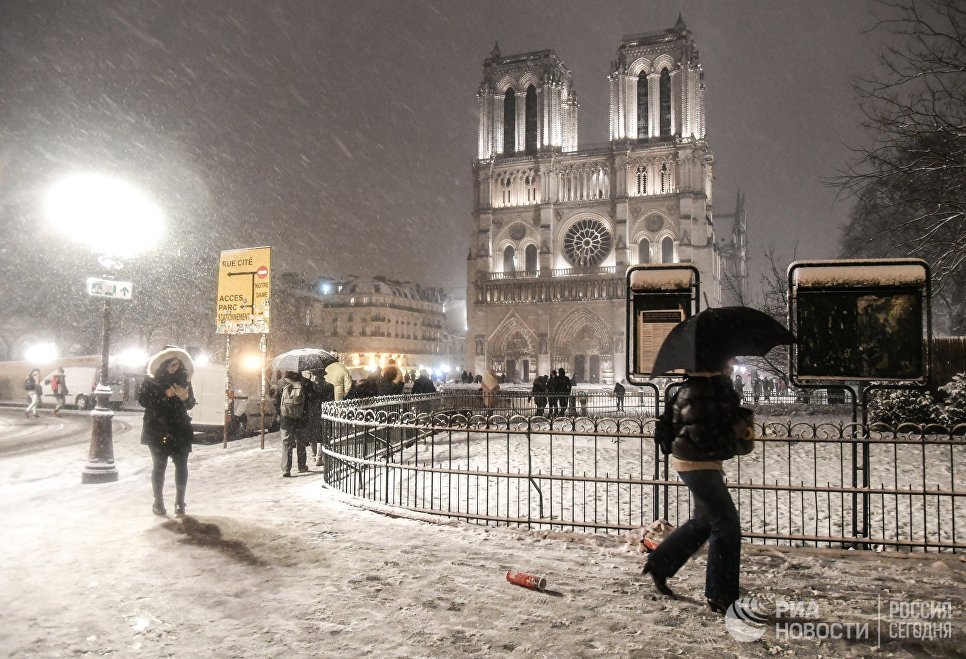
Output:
top-left (506, 570), bottom-right (547, 591)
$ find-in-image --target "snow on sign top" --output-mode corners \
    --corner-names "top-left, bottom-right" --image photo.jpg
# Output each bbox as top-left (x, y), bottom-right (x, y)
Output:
top-left (628, 267), bottom-right (694, 291)
top-left (793, 260), bottom-right (927, 290)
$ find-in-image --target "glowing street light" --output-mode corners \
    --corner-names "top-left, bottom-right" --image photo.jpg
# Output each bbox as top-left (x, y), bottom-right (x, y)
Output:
top-left (24, 342), bottom-right (59, 364)
top-left (46, 172), bottom-right (164, 484)
top-left (241, 353), bottom-right (263, 372)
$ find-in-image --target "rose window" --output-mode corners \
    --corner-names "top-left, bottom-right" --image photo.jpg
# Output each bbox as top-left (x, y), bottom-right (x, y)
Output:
top-left (563, 219), bottom-right (611, 267)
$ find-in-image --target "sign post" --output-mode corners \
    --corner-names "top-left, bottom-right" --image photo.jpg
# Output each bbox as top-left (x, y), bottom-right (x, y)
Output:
top-left (788, 258), bottom-right (931, 544)
top-left (82, 279), bottom-right (135, 484)
top-left (216, 247), bottom-right (272, 448)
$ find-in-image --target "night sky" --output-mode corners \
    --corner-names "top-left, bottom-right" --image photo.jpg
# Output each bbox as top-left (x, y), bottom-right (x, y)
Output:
top-left (0, 0), bottom-right (883, 321)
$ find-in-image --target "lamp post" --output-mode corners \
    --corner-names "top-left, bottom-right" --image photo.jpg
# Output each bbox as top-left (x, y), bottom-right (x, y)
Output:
top-left (45, 173), bottom-right (164, 484)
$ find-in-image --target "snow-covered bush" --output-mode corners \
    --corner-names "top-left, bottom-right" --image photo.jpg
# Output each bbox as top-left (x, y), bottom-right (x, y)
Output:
top-left (868, 372), bottom-right (966, 428)
top-left (867, 388), bottom-right (943, 426)
top-left (938, 372), bottom-right (966, 427)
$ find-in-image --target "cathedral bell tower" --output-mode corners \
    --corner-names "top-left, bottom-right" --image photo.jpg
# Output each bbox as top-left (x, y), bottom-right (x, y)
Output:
top-left (476, 45), bottom-right (578, 160)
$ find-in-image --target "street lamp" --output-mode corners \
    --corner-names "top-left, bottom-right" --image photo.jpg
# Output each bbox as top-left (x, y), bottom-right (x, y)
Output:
top-left (46, 172), bottom-right (164, 484)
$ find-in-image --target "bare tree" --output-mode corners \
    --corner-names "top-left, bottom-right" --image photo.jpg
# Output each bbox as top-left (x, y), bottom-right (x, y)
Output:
top-left (833, 0), bottom-right (965, 333)
top-left (721, 245), bottom-right (797, 380)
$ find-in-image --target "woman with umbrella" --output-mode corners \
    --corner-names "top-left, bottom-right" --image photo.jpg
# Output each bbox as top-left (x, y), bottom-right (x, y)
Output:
top-left (642, 307), bottom-right (794, 614)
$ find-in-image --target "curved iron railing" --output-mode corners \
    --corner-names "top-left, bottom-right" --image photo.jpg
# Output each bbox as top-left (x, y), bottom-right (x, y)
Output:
top-left (318, 392), bottom-right (965, 552)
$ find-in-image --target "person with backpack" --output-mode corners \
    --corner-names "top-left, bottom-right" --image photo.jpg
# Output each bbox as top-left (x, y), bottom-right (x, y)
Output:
top-left (24, 369), bottom-right (41, 418)
top-left (49, 368), bottom-right (69, 416)
top-left (274, 370), bottom-right (315, 477)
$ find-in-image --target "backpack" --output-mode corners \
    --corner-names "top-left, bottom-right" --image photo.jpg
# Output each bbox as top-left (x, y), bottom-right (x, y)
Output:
top-left (23, 377), bottom-right (35, 392)
top-left (50, 375), bottom-right (61, 392)
top-left (279, 380), bottom-right (306, 419)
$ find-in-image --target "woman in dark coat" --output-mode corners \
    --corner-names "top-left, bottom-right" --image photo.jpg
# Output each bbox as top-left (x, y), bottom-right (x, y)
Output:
top-left (643, 356), bottom-right (745, 614)
top-left (138, 346), bottom-right (196, 517)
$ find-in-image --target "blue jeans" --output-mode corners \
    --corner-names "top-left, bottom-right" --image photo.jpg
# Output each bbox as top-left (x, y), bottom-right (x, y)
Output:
top-left (647, 469), bottom-right (741, 604)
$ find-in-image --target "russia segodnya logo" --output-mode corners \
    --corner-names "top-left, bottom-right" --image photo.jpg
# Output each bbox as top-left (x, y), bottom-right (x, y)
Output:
top-left (725, 596), bottom-right (772, 642)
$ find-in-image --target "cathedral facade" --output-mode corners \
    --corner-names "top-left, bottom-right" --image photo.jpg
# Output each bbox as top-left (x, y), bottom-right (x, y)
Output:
top-left (467, 17), bottom-right (740, 384)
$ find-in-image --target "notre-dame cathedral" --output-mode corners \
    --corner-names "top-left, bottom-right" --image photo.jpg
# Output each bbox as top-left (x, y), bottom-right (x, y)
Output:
top-left (466, 16), bottom-right (747, 384)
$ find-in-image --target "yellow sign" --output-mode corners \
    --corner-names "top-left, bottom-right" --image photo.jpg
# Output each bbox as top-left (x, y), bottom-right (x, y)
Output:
top-left (216, 246), bottom-right (271, 334)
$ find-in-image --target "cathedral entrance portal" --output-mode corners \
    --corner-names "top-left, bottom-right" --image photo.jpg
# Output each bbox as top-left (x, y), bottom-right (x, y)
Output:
top-left (551, 310), bottom-right (613, 384)
top-left (488, 314), bottom-right (538, 383)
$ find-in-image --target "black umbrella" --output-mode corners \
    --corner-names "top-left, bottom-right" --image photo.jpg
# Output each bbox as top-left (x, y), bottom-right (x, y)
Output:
top-left (651, 306), bottom-right (795, 375)
top-left (271, 348), bottom-right (338, 374)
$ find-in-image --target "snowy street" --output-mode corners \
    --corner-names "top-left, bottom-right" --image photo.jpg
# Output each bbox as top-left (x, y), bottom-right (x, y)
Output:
top-left (0, 412), bottom-right (962, 657)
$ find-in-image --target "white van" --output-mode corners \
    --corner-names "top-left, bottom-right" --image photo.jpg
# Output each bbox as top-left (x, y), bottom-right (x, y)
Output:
top-left (43, 367), bottom-right (124, 410)
top-left (190, 361), bottom-right (278, 438)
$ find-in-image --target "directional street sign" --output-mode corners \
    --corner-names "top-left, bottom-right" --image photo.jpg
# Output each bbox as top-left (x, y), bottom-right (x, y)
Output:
top-left (216, 246), bottom-right (272, 334)
top-left (87, 277), bottom-right (134, 301)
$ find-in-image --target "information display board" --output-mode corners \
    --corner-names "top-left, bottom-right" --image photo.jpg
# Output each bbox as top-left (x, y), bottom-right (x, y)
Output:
top-left (625, 264), bottom-right (698, 383)
top-left (789, 259), bottom-right (929, 383)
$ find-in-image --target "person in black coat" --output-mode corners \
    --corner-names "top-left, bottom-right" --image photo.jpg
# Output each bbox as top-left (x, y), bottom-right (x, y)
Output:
top-left (138, 347), bottom-right (196, 517)
top-left (302, 370), bottom-right (334, 462)
top-left (552, 368), bottom-right (573, 416)
top-left (530, 375), bottom-right (548, 417)
top-left (644, 357), bottom-right (745, 614)
top-left (411, 370), bottom-right (437, 395)
top-left (613, 380), bottom-right (626, 412)
top-left (377, 364), bottom-right (405, 396)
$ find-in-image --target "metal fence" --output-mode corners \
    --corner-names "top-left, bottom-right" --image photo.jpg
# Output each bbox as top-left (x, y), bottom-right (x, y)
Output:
top-left (431, 386), bottom-right (855, 418)
top-left (318, 391), bottom-right (964, 552)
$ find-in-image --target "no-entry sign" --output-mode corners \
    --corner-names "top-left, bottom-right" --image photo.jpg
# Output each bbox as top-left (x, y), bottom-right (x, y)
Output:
top-left (216, 246), bottom-right (272, 335)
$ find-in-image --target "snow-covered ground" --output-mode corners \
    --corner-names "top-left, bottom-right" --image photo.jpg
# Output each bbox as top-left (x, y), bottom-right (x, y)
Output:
top-left (0, 414), bottom-right (962, 657)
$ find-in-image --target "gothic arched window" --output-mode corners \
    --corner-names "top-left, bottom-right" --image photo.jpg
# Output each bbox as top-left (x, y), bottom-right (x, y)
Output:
top-left (503, 88), bottom-right (516, 154)
top-left (661, 236), bottom-right (674, 263)
top-left (659, 69), bottom-right (671, 137)
top-left (660, 163), bottom-right (670, 193)
top-left (638, 238), bottom-right (651, 264)
top-left (503, 176), bottom-right (512, 205)
top-left (525, 85), bottom-right (537, 155)
top-left (503, 245), bottom-right (515, 272)
top-left (525, 244), bottom-right (538, 272)
top-left (636, 165), bottom-right (647, 196)
top-left (637, 71), bottom-right (649, 139)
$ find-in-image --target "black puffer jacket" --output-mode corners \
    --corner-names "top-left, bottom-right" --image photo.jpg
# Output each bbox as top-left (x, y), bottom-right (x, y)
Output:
top-left (138, 374), bottom-right (196, 453)
top-left (668, 375), bottom-right (742, 461)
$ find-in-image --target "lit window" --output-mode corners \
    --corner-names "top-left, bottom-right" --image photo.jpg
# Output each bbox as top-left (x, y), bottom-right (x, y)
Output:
top-left (659, 69), bottom-right (671, 137)
top-left (661, 236), bottom-right (674, 263)
top-left (503, 89), bottom-right (515, 153)
top-left (525, 85), bottom-right (537, 155)
top-left (639, 239), bottom-right (651, 263)
top-left (637, 71), bottom-right (648, 138)
top-left (636, 166), bottom-right (647, 195)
